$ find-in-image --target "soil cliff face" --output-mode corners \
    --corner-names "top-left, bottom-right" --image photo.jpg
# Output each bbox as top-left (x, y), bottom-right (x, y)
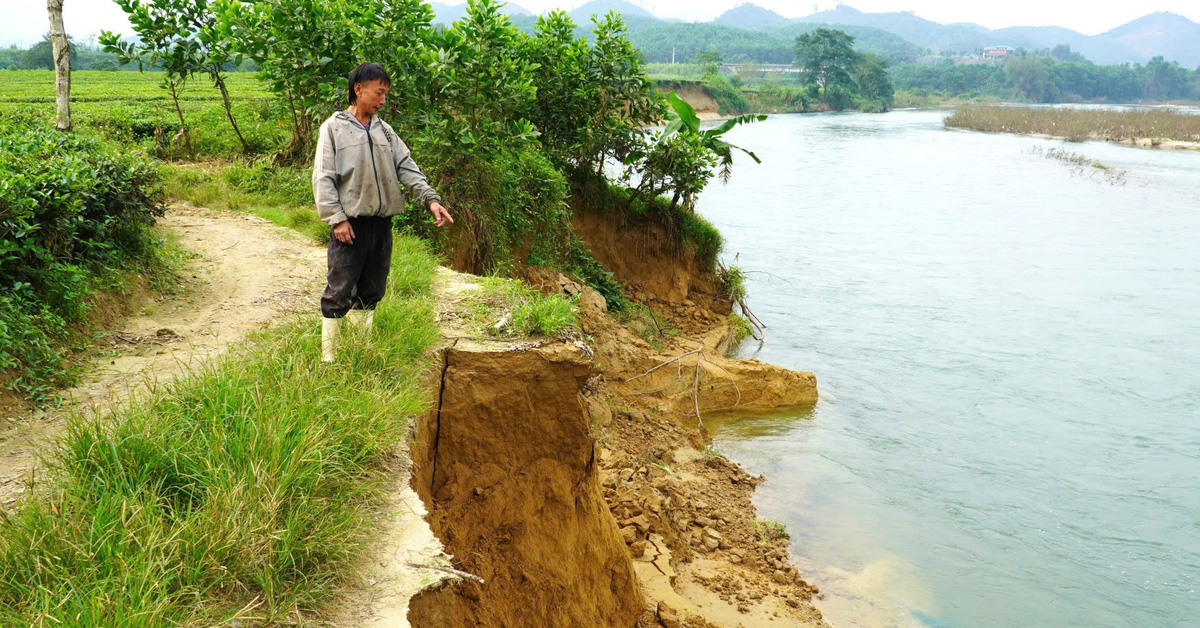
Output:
top-left (408, 339), bottom-right (643, 627)
top-left (405, 204), bottom-right (824, 627)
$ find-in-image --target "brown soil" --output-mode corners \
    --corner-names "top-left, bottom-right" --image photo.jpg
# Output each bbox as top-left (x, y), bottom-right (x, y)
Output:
top-left (404, 250), bottom-right (824, 626)
top-left (658, 82), bottom-right (728, 121)
top-left (530, 267), bottom-right (827, 628)
top-left (0, 204), bottom-right (324, 508)
top-left (405, 270), bottom-right (643, 627)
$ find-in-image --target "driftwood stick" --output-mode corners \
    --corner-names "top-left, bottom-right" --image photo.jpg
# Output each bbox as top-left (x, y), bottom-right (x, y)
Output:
top-left (692, 351), bottom-right (704, 430)
top-left (406, 562), bottom-right (486, 585)
top-left (623, 349), bottom-right (702, 383)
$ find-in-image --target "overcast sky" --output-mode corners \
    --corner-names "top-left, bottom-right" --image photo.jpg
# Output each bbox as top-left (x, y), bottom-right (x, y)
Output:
top-left (5, 0), bottom-right (1199, 48)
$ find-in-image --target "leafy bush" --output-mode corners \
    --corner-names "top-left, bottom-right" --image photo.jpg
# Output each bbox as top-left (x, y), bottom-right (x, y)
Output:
top-left (701, 75), bottom-right (751, 115)
top-left (0, 120), bottom-right (168, 398)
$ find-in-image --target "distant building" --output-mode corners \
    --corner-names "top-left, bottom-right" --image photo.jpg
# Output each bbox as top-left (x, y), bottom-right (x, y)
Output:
top-left (983, 46), bottom-right (1018, 59)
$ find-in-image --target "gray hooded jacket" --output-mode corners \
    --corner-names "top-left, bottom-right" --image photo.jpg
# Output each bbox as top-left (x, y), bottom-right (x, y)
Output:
top-left (312, 110), bottom-right (441, 226)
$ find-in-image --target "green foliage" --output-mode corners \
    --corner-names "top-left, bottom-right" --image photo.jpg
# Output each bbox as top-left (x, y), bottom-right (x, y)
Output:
top-left (755, 519), bottom-right (791, 542)
top-left (521, 11), bottom-right (661, 172)
top-left (19, 35), bottom-right (78, 71)
top-left (578, 176), bottom-right (724, 272)
top-left (466, 277), bottom-right (579, 338)
top-left (623, 92), bottom-right (764, 214)
top-left (0, 120), bottom-right (168, 399)
top-left (417, 0), bottom-right (539, 158)
top-left (562, 234), bottom-right (628, 311)
top-left (213, 0), bottom-right (366, 159)
top-left (719, 264), bottom-right (747, 303)
top-left (701, 74), bottom-right (751, 114)
top-left (508, 291), bottom-right (578, 337)
top-left (745, 82), bottom-right (809, 112)
top-left (0, 237), bottom-right (440, 625)
top-left (620, 20), bottom-right (924, 66)
top-left (889, 55), bottom-right (1200, 104)
top-left (613, 301), bottom-right (678, 350)
top-left (728, 313), bottom-right (754, 344)
top-left (794, 28), bottom-right (860, 106)
top-left (854, 52), bottom-right (895, 111)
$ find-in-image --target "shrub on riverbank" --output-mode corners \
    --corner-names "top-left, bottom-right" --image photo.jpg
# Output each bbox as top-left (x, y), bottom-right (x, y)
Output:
top-left (0, 237), bottom-right (439, 625)
top-left (0, 118), bottom-right (177, 400)
top-left (945, 106), bottom-right (1200, 143)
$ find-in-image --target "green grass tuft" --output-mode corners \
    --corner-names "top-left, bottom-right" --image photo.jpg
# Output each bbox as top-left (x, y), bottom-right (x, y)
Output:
top-left (161, 162), bottom-right (329, 244)
top-left (0, 236), bottom-right (440, 626)
top-left (460, 278), bottom-right (580, 339)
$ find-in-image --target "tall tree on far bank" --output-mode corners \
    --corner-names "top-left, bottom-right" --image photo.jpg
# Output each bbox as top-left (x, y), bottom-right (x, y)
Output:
top-left (47, 0), bottom-right (71, 131)
top-left (855, 52), bottom-right (894, 111)
top-left (794, 28), bottom-right (858, 107)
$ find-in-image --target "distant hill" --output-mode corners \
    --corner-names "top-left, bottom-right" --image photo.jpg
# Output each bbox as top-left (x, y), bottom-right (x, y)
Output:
top-left (620, 20), bottom-right (925, 65)
top-left (567, 0), bottom-right (655, 23)
top-left (1103, 12), bottom-right (1200, 67)
top-left (790, 4), bottom-right (1200, 66)
top-left (795, 5), bottom-right (989, 53)
top-left (433, 1), bottom-right (1200, 68)
top-left (989, 25), bottom-right (1133, 65)
top-left (714, 4), bottom-right (790, 31)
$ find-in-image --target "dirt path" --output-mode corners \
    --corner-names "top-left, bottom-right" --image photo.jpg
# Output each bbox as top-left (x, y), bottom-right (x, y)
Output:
top-left (0, 204), bottom-right (325, 507)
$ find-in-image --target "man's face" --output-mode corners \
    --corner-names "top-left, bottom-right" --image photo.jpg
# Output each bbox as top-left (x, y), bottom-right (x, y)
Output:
top-left (355, 80), bottom-right (389, 116)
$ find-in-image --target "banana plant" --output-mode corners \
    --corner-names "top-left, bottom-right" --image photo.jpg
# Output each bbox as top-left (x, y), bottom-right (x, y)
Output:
top-left (661, 91), bottom-right (766, 183)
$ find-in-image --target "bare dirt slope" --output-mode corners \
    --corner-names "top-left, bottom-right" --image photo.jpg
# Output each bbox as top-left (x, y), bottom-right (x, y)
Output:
top-left (0, 204), bottom-right (325, 507)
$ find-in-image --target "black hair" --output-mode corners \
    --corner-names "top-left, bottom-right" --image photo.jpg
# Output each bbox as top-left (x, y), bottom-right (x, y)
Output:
top-left (348, 62), bottom-right (391, 105)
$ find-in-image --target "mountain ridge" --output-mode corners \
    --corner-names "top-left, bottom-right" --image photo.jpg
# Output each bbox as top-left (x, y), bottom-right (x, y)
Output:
top-left (426, 2), bottom-right (1200, 67)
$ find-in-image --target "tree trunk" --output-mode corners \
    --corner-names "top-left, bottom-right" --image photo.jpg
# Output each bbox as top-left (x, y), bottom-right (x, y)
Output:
top-left (47, 0), bottom-right (71, 131)
top-left (167, 78), bottom-right (193, 155)
top-left (212, 71), bottom-right (249, 153)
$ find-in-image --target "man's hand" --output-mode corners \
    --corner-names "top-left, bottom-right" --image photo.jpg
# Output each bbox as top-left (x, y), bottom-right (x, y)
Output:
top-left (333, 220), bottom-right (355, 244)
top-left (430, 201), bottom-right (453, 228)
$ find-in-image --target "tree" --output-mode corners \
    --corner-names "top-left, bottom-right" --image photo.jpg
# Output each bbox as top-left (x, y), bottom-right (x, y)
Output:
top-left (626, 92), bottom-right (765, 213)
top-left (103, 0), bottom-right (252, 154)
top-left (696, 50), bottom-right (721, 77)
top-left (101, 3), bottom-right (200, 155)
top-left (214, 0), bottom-right (363, 161)
top-left (1005, 53), bottom-right (1058, 103)
top-left (19, 35), bottom-right (77, 70)
top-left (47, 0), bottom-right (71, 131)
top-left (854, 52), bottom-right (894, 111)
top-left (1144, 56), bottom-right (1186, 101)
top-left (794, 28), bottom-right (859, 107)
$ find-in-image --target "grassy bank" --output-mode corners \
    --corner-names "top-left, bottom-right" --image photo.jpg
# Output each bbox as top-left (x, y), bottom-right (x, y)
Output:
top-left (0, 236), bottom-right (441, 626)
top-left (161, 161), bottom-right (328, 243)
top-left (945, 106), bottom-right (1200, 143)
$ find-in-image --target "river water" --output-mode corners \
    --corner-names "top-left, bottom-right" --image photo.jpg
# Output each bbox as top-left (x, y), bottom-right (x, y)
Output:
top-left (694, 110), bottom-right (1200, 628)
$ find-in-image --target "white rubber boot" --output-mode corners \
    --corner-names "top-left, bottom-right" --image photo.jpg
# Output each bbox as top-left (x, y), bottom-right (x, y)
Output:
top-left (347, 309), bottom-right (375, 334)
top-left (321, 317), bottom-right (340, 362)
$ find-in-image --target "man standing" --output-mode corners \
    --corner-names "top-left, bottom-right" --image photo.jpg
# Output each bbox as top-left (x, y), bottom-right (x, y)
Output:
top-left (313, 62), bottom-right (453, 362)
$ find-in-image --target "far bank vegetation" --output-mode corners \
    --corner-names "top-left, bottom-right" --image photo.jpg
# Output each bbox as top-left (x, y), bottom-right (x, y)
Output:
top-left (944, 105), bottom-right (1200, 144)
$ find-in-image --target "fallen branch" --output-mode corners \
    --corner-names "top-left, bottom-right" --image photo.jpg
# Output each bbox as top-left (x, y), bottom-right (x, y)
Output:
top-left (623, 348), bottom-right (701, 383)
top-left (737, 297), bottom-right (766, 341)
top-left (406, 562), bottom-right (486, 585)
top-left (692, 351), bottom-right (703, 430)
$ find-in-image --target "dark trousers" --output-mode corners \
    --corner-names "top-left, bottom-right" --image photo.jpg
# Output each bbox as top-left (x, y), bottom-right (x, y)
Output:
top-left (321, 216), bottom-right (392, 318)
